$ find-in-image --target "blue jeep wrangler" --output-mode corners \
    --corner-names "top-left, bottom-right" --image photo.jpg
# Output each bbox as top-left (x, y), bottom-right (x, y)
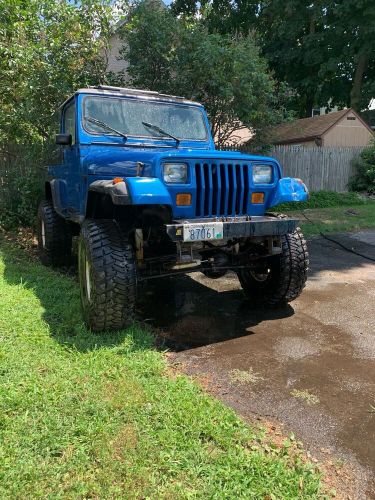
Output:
top-left (37, 85), bottom-right (309, 331)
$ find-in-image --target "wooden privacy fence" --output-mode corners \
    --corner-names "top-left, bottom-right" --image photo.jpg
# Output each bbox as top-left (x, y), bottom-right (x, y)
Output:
top-left (222, 145), bottom-right (365, 192)
top-left (270, 146), bottom-right (364, 192)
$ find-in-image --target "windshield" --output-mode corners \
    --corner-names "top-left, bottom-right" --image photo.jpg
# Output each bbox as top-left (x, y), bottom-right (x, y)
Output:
top-left (83, 96), bottom-right (208, 141)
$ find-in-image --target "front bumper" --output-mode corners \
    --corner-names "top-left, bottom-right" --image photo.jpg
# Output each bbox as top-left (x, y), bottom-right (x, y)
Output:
top-left (166, 215), bottom-right (298, 241)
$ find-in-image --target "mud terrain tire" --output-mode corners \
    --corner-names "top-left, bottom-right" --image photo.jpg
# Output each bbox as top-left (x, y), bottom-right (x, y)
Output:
top-left (238, 227), bottom-right (309, 306)
top-left (37, 200), bottom-right (72, 266)
top-left (78, 219), bottom-right (136, 331)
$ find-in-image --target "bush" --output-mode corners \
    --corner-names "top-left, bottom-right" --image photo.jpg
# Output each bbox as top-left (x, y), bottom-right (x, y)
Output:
top-left (349, 141), bottom-right (375, 193)
top-left (1, 168), bottom-right (44, 229)
top-left (117, 2), bottom-right (289, 147)
top-left (0, 147), bottom-right (46, 230)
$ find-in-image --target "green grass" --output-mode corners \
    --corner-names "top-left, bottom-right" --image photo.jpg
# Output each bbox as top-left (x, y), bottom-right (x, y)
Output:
top-left (274, 191), bottom-right (367, 212)
top-left (289, 204), bottom-right (375, 238)
top-left (273, 191), bottom-right (375, 238)
top-left (0, 240), bottom-right (322, 498)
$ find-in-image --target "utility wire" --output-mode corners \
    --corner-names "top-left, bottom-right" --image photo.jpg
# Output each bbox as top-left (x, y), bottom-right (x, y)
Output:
top-left (300, 211), bottom-right (375, 263)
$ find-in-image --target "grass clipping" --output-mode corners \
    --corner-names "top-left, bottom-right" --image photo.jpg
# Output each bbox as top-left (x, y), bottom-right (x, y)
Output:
top-left (0, 240), bottom-right (322, 498)
top-left (291, 389), bottom-right (320, 406)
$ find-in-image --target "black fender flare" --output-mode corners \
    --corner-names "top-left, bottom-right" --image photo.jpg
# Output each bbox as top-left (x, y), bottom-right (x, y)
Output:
top-left (47, 179), bottom-right (69, 217)
top-left (88, 180), bottom-right (131, 205)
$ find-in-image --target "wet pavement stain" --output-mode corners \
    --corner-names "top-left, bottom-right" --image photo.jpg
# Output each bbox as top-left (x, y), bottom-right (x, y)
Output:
top-left (139, 232), bottom-right (375, 497)
top-left (139, 275), bottom-right (296, 351)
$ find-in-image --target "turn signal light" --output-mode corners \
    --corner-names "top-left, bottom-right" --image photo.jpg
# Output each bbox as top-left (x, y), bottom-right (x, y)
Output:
top-left (113, 177), bottom-right (124, 184)
top-left (176, 193), bottom-right (192, 206)
top-left (251, 192), bottom-right (264, 204)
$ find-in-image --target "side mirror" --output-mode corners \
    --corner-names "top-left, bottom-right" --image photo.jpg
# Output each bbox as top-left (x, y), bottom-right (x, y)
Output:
top-left (56, 133), bottom-right (72, 146)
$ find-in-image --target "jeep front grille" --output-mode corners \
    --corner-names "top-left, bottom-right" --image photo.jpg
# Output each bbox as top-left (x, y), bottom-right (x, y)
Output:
top-left (194, 161), bottom-right (251, 217)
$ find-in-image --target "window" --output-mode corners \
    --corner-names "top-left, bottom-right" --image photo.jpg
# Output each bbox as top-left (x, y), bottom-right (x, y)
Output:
top-left (64, 102), bottom-right (76, 144)
top-left (82, 96), bottom-right (208, 141)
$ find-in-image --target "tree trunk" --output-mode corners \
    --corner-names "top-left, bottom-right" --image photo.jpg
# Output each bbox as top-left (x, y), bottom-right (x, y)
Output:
top-left (301, 13), bottom-right (317, 117)
top-left (350, 53), bottom-right (368, 111)
top-left (300, 95), bottom-right (315, 118)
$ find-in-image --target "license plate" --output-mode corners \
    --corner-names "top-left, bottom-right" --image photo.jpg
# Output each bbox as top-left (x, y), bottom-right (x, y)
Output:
top-left (183, 222), bottom-right (224, 242)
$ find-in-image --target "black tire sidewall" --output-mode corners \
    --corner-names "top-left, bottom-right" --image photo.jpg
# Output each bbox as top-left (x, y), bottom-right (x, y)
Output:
top-left (78, 219), bottom-right (136, 332)
top-left (238, 228), bottom-right (308, 306)
top-left (37, 200), bottom-right (72, 266)
top-left (78, 231), bottom-right (95, 325)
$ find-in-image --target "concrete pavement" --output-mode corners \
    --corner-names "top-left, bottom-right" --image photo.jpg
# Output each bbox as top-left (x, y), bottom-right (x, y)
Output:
top-left (140, 230), bottom-right (375, 498)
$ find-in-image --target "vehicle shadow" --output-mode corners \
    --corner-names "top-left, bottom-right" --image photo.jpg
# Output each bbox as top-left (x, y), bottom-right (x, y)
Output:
top-left (1, 242), bottom-right (294, 353)
top-left (137, 231), bottom-right (375, 352)
top-left (138, 274), bottom-right (295, 352)
top-left (0, 243), bottom-right (153, 353)
top-left (4, 229), bottom-right (372, 354)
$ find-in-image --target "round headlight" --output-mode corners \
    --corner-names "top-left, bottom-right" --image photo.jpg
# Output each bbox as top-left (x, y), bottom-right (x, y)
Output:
top-left (253, 165), bottom-right (273, 184)
top-left (163, 163), bottom-right (188, 183)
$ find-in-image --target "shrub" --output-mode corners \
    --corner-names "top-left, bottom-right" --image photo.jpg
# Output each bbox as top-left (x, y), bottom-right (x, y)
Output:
top-left (1, 168), bottom-right (44, 229)
top-left (349, 141), bottom-right (375, 193)
top-left (0, 147), bottom-right (46, 230)
top-left (116, 3), bottom-right (290, 147)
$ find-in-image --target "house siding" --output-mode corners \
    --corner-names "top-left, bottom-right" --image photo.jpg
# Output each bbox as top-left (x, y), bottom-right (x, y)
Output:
top-left (323, 110), bottom-right (373, 147)
top-left (105, 34), bottom-right (128, 74)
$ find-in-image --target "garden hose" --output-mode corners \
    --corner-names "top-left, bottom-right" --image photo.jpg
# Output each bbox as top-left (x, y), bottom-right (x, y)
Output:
top-left (300, 210), bottom-right (375, 263)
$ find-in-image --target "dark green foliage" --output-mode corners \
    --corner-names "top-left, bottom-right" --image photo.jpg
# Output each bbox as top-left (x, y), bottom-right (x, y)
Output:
top-left (114, 2), bottom-right (290, 146)
top-left (172, 0), bottom-right (375, 116)
top-left (0, 145), bottom-right (48, 229)
top-left (0, 167), bottom-right (44, 229)
top-left (0, 0), bottom-right (114, 229)
top-left (350, 141), bottom-right (375, 194)
top-left (0, 0), bottom-right (113, 145)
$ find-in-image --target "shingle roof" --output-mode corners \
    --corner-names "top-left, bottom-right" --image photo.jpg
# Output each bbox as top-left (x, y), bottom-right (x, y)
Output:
top-left (269, 109), bottom-right (351, 145)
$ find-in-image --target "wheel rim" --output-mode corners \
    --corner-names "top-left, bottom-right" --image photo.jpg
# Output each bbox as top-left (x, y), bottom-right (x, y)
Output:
top-left (249, 269), bottom-right (271, 282)
top-left (85, 257), bottom-right (92, 302)
top-left (41, 220), bottom-right (46, 248)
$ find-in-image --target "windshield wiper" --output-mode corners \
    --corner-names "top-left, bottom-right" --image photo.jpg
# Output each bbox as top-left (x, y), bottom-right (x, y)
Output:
top-left (142, 121), bottom-right (180, 146)
top-left (85, 116), bottom-right (128, 141)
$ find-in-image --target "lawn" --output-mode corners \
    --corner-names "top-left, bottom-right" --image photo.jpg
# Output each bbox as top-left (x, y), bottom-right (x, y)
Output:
top-left (0, 240), bottom-right (322, 498)
top-left (275, 191), bottom-right (375, 238)
top-left (291, 204), bottom-right (375, 238)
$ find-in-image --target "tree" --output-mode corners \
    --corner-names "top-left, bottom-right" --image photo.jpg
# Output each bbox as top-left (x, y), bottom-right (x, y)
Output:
top-left (0, 0), bottom-right (114, 146)
top-left (350, 139), bottom-right (375, 193)
top-left (0, 0), bottom-right (114, 228)
top-left (323, 0), bottom-right (375, 111)
top-left (115, 2), bottom-right (288, 146)
top-left (171, 0), bottom-right (375, 116)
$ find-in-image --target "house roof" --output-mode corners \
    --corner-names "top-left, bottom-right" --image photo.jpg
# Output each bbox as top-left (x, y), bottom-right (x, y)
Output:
top-left (269, 108), bottom-right (373, 145)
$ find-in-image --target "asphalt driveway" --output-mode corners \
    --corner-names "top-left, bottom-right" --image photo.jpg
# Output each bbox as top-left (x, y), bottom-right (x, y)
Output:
top-left (140, 230), bottom-right (375, 498)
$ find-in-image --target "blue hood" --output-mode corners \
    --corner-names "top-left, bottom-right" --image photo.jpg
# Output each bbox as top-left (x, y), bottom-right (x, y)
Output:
top-left (82, 144), bottom-right (283, 178)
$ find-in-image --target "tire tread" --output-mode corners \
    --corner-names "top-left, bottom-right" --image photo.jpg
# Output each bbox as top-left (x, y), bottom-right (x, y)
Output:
top-left (238, 227), bottom-right (309, 306)
top-left (79, 219), bottom-right (136, 331)
top-left (37, 200), bottom-right (72, 266)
